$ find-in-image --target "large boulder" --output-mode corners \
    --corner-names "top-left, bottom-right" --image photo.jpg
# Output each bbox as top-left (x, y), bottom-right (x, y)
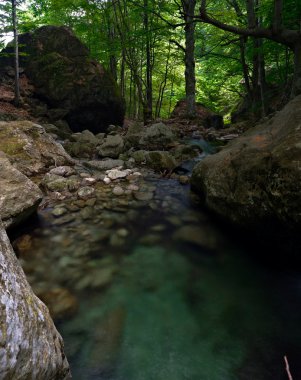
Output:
top-left (0, 26), bottom-right (125, 133)
top-left (125, 122), bottom-right (175, 150)
top-left (0, 223), bottom-right (71, 379)
top-left (98, 134), bottom-right (124, 158)
top-left (191, 95), bottom-right (301, 230)
top-left (171, 100), bottom-right (224, 129)
top-left (0, 152), bottom-right (42, 228)
top-left (0, 120), bottom-right (74, 176)
top-left (131, 150), bottom-right (177, 172)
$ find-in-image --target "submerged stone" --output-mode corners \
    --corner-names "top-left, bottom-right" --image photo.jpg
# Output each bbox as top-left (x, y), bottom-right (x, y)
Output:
top-left (77, 186), bottom-right (95, 198)
top-left (113, 186), bottom-right (125, 196)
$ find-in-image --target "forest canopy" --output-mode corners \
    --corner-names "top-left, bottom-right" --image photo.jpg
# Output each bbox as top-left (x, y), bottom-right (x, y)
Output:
top-left (0, 0), bottom-right (299, 121)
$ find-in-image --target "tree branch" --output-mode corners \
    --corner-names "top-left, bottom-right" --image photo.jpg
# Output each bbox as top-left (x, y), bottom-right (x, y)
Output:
top-left (284, 356), bottom-right (293, 380)
top-left (198, 0), bottom-right (298, 48)
top-left (169, 39), bottom-right (186, 52)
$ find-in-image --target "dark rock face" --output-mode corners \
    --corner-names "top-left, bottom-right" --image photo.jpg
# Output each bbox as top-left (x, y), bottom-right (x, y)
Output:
top-left (171, 100), bottom-right (224, 129)
top-left (0, 26), bottom-right (125, 133)
top-left (191, 95), bottom-right (301, 230)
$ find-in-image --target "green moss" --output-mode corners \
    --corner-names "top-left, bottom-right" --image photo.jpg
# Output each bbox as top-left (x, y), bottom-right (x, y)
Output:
top-left (0, 131), bottom-right (29, 159)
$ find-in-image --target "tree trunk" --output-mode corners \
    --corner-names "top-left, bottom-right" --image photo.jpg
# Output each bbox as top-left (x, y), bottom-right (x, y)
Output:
top-left (143, 0), bottom-right (153, 123)
top-left (239, 37), bottom-right (252, 98)
top-left (257, 38), bottom-right (267, 116)
top-left (252, 37), bottom-right (267, 115)
top-left (155, 43), bottom-right (171, 118)
top-left (120, 50), bottom-right (126, 98)
top-left (11, 0), bottom-right (20, 106)
top-left (183, 0), bottom-right (196, 118)
top-left (291, 43), bottom-right (301, 97)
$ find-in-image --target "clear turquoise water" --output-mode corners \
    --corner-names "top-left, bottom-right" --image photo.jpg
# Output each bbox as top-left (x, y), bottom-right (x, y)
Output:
top-left (55, 178), bottom-right (301, 380)
top-left (13, 166), bottom-right (301, 380)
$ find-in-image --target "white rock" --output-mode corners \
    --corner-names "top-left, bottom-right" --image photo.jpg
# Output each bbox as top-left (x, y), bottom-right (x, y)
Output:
top-left (49, 166), bottom-right (75, 177)
top-left (82, 177), bottom-right (97, 185)
top-left (103, 177), bottom-right (111, 184)
top-left (108, 169), bottom-right (128, 180)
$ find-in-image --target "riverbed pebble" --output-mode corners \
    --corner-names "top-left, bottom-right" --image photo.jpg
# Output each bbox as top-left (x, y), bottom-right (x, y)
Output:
top-left (49, 166), bottom-right (76, 177)
top-left (82, 177), bottom-right (97, 185)
top-left (107, 169), bottom-right (128, 180)
top-left (133, 191), bottom-right (153, 201)
top-left (78, 186), bottom-right (95, 198)
top-left (103, 177), bottom-right (111, 184)
top-left (52, 207), bottom-right (68, 217)
top-left (116, 228), bottom-right (129, 237)
top-left (113, 186), bottom-right (124, 196)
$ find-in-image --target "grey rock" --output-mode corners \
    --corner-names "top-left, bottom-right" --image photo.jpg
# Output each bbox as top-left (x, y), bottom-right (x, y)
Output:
top-left (191, 94), bottom-right (301, 229)
top-left (0, 223), bottom-right (71, 379)
top-left (0, 153), bottom-right (42, 228)
top-left (125, 122), bottom-right (175, 150)
top-left (112, 186), bottom-right (124, 196)
top-left (71, 130), bottom-right (99, 145)
top-left (131, 150), bottom-right (177, 172)
top-left (80, 207), bottom-right (94, 220)
top-left (43, 173), bottom-right (80, 192)
top-left (144, 151), bottom-right (177, 172)
top-left (52, 207), bottom-right (68, 217)
top-left (139, 122), bottom-right (175, 150)
top-left (77, 186), bottom-right (95, 198)
top-left (131, 150), bottom-right (147, 163)
top-left (1, 26), bottom-right (125, 133)
top-left (133, 191), bottom-right (154, 201)
top-left (98, 134), bottom-right (124, 158)
top-left (84, 159), bottom-right (124, 171)
top-left (0, 120), bottom-right (74, 177)
top-left (52, 214), bottom-right (75, 226)
top-left (64, 141), bottom-right (95, 159)
top-left (107, 169), bottom-right (129, 180)
top-left (49, 165), bottom-right (76, 177)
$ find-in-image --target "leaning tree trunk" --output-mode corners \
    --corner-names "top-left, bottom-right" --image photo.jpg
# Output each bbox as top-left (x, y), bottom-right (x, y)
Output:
top-left (183, 0), bottom-right (196, 118)
top-left (0, 223), bottom-right (71, 379)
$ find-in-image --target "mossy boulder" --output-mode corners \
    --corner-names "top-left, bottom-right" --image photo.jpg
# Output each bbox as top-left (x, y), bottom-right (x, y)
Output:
top-left (144, 151), bottom-right (177, 172)
top-left (191, 95), bottom-right (301, 230)
top-left (0, 121), bottom-right (74, 177)
top-left (0, 26), bottom-right (125, 133)
top-left (131, 150), bottom-right (177, 172)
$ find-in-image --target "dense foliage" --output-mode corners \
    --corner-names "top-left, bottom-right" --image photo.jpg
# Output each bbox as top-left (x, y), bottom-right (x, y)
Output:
top-left (1, 0), bottom-right (298, 120)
